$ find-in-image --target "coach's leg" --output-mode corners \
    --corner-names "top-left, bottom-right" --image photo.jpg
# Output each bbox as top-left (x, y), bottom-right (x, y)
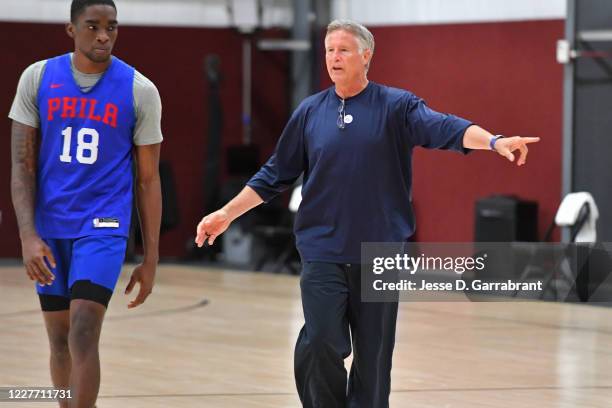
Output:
top-left (68, 281), bottom-right (110, 408)
top-left (295, 262), bottom-right (352, 408)
top-left (346, 264), bottom-right (399, 408)
top-left (41, 300), bottom-right (71, 408)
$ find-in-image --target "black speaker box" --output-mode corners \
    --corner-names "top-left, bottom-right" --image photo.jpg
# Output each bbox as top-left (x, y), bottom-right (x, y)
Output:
top-left (474, 195), bottom-right (538, 242)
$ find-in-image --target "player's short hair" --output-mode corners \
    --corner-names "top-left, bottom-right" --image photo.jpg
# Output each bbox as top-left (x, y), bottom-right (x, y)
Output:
top-left (71, 0), bottom-right (117, 23)
top-left (326, 19), bottom-right (375, 71)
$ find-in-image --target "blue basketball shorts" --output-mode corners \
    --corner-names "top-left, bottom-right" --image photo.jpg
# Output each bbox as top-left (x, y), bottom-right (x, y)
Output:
top-left (37, 235), bottom-right (127, 310)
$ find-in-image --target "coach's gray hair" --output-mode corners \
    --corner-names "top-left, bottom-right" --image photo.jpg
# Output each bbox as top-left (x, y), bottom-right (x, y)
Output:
top-left (326, 19), bottom-right (375, 70)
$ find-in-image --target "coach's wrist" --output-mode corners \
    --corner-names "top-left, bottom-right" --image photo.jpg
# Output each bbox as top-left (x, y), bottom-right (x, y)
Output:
top-left (489, 134), bottom-right (504, 151)
top-left (219, 206), bottom-right (236, 222)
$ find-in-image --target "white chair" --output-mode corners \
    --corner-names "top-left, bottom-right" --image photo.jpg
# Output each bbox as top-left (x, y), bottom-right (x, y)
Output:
top-left (289, 184), bottom-right (302, 213)
top-left (555, 192), bottom-right (599, 243)
top-left (541, 192), bottom-right (599, 300)
top-left (271, 184), bottom-right (302, 274)
top-left (514, 192), bottom-right (600, 301)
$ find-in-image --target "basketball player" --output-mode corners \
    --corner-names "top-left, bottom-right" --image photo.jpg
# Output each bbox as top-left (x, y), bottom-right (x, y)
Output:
top-left (9, 1), bottom-right (162, 406)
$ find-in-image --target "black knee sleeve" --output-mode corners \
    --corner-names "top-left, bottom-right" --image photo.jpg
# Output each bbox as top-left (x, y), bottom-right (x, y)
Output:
top-left (39, 294), bottom-right (71, 311)
top-left (70, 280), bottom-right (113, 308)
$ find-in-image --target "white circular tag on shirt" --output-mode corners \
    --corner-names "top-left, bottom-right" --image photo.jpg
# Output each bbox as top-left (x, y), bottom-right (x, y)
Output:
top-left (344, 114), bottom-right (354, 124)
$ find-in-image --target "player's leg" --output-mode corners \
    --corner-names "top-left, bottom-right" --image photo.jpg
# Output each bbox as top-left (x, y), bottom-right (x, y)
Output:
top-left (294, 262), bottom-right (352, 408)
top-left (345, 263), bottom-right (399, 408)
top-left (67, 235), bottom-right (127, 407)
top-left (42, 310), bottom-right (71, 408)
top-left (37, 239), bottom-right (72, 408)
top-left (68, 296), bottom-right (106, 408)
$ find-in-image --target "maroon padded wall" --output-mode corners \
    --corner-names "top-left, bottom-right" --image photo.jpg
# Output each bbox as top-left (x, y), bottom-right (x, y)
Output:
top-left (320, 20), bottom-right (564, 241)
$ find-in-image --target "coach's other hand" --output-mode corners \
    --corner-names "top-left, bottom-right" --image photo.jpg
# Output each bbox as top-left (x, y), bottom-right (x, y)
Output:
top-left (196, 209), bottom-right (231, 247)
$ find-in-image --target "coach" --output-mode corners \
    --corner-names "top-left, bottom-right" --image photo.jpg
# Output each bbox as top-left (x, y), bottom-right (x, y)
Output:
top-left (196, 19), bottom-right (539, 408)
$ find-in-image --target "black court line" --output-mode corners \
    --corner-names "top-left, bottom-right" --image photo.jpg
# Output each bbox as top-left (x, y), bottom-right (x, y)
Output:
top-left (0, 299), bottom-right (209, 328)
top-left (407, 305), bottom-right (612, 337)
top-left (3, 299), bottom-right (612, 337)
top-left (96, 385), bottom-right (612, 399)
top-left (105, 298), bottom-right (209, 322)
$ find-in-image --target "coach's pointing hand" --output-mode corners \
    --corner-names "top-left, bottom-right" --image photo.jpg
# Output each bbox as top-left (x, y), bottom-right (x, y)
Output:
top-left (196, 209), bottom-right (231, 247)
top-left (494, 136), bottom-right (540, 166)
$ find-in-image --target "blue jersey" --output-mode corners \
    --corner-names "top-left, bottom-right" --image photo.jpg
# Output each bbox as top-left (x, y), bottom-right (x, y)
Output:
top-left (36, 53), bottom-right (136, 238)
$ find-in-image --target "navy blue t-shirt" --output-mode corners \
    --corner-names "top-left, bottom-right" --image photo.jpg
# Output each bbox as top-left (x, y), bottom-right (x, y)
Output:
top-left (247, 82), bottom-right (473, 263)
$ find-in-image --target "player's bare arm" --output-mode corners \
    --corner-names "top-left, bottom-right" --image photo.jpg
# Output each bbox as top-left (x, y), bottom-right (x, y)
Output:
top-left (10, 120), bottom-right (56, 285)
top-left (125, 143), bottom-right (161, 308)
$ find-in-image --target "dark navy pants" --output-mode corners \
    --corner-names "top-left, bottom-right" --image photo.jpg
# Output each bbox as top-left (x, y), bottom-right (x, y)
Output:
top-left (294, 262), bottom-right (399, 408)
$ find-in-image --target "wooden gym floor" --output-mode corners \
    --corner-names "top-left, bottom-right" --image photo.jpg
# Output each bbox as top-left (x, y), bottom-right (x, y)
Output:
top-left (2, 262), bottom-right (612, 407)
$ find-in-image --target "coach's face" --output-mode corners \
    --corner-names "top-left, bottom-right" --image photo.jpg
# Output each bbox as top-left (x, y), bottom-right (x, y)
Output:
top-left (67, 5), bottom-right (118, 64)
top-left (325, 29), bottom-right (371, 86)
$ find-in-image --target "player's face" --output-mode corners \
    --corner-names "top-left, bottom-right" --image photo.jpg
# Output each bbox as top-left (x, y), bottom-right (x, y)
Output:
top-left (325, 30), bottom-right (371, 86)
top-left (68, 5), bottom-right (118, 63)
